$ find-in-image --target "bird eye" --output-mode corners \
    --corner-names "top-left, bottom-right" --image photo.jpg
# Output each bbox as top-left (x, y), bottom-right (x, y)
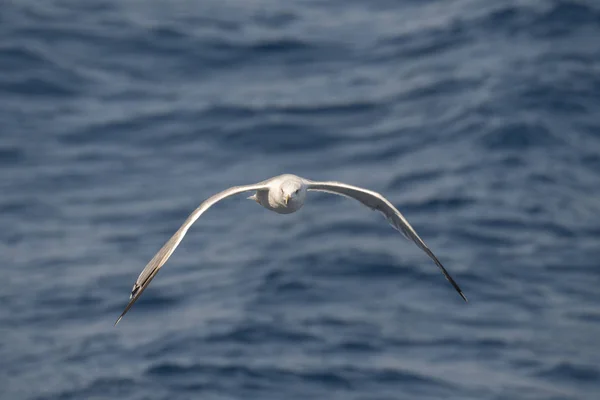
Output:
top-left (295, 189), bottom-right (299, 194)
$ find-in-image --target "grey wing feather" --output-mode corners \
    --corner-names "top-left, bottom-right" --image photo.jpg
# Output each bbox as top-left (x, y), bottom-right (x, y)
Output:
top-left (115, 183), bottom-right (268, 325)
top-left (305, 180), bottom-right (468, 302)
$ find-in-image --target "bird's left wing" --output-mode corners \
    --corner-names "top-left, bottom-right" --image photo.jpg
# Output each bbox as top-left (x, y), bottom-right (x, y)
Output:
top-left (115, 182), bottom-right (269, 325)
top-left (305, 180), bottom-right (467, 302)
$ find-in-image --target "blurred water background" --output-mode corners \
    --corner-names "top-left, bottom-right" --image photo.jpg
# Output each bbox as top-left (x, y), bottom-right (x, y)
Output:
top-left (2, 0), bottom-right (600, 399)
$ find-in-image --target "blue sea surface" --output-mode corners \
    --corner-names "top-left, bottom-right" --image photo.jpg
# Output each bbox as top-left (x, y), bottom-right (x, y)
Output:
top-left (2, 0), bottom-right (600, 399)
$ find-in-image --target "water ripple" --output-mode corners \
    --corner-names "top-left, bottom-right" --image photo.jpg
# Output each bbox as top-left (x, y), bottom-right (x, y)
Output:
top-left (3, 0), bottom-right (600, 399)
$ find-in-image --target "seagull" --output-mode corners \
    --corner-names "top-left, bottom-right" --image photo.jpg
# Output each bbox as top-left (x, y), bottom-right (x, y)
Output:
top-left (115, 174), bottom-right (467, 325)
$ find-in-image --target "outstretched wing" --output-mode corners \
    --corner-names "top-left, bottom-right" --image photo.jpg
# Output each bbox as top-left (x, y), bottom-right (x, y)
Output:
top-left (115, 183), bottom-right (268, 325)
top-left (305, 180), bottom-right (467, 302)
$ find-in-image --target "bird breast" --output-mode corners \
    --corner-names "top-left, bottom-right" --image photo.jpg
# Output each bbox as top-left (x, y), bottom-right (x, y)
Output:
top-left (255, 189), bottom-right (302, 214)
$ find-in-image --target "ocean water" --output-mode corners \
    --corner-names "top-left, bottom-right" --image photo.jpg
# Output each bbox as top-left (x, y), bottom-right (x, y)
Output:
top-left (2, 0), bottom-right (600, 399)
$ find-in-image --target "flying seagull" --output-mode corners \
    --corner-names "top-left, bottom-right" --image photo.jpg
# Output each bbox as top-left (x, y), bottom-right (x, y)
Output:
top-left (115, 174), bottom-right (467, 325)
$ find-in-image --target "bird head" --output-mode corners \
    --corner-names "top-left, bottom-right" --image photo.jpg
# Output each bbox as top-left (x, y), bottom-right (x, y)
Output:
top-left (281, 179), bottom-right (306, 206)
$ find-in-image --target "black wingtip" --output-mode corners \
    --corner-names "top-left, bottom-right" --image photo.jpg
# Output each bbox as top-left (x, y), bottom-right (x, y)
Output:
top-left (448, 275), bottom-right (468, 303)
top-left (114, 295), bottom-right (139, 327)
top-left (114, 285), bottom-right (139, 326)
top-left (114, 271), bottom-right (162, 327)
top-left (445, 271), bottom-right (468, 303)
top-left (424, 249), bottom-right (468, 304)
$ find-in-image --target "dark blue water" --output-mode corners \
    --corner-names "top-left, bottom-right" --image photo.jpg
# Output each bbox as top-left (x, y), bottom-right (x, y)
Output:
top-left (2, 0), bottom-right (600, 399)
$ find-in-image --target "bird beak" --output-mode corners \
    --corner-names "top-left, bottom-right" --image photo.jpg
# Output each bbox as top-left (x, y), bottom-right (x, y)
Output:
top-left (284, 194), bottom-right (291, 205)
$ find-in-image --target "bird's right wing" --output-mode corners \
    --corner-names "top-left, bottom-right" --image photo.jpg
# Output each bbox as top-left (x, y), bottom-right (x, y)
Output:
top-left (115, 182), bottom-right (269, 325)
top-left (305, 180), bottom-right (467, 302)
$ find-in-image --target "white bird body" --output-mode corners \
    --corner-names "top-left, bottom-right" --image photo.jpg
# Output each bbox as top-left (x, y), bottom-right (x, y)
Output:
top-left (252, 174), bottom-right (307, 214)
top-left (115, 173), bottom-right (467, 325)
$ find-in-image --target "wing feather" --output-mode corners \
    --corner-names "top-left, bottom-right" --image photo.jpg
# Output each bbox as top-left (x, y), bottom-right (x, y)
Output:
top-left (305, 180), bottom-right (468, 302)
top-left (115, 183), bottom-right (268, 325)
